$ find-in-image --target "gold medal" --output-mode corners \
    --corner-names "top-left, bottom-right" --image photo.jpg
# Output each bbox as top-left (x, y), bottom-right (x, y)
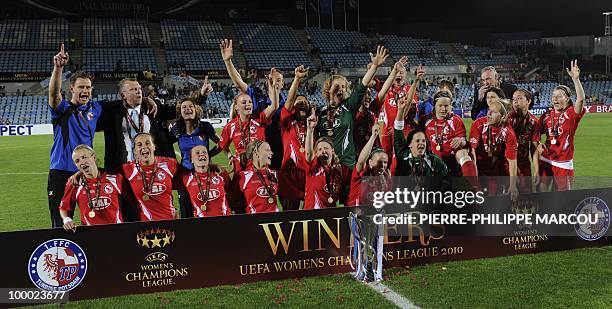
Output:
top-left (327, 130), bottom-right (333, 137)
top-left (327, 197), bottom-right (334, 204)
top-left (299, 147), bottom-right (305, 153)
top-left (88, 210), bottom-right (96, 218)
top-left (142, 194), bottom-right (149, 201)
top-left (551, 139), bottom-right (557, 145)
top-left (268, 197), bottom-right (275, 204)
top-left (201, 203), bottom-right (207, 211)
top-left (435, 145), bottom-right (441, 151)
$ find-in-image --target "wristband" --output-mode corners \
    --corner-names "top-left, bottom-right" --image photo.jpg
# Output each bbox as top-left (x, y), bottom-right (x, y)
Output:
top-left (394, 120), bottom-right (405, 131)
top-left (63, 217), bottom-right (73, 224)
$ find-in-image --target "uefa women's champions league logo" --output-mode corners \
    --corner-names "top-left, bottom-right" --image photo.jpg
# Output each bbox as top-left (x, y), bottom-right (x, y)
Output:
top-left (28, 239), bottom-right (88, 291)
top-left (574, 197), bottom-right (610, 241)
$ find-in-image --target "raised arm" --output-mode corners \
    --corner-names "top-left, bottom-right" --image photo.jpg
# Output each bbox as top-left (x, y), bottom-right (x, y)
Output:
top-left (362, 45), bottom-right (389, 88)
top-left (220, 39), bottom-right (248, 93)
top-left (566, 60), bottom-right (585, 114)
top-left (305, 108), bottom-right (318, 163)
top-left (263, 69), bottom-right (281, 120)
top-left (405, 65), bottom-right (425, 104)
top-left (356, 124), bottom-right (381, 173)
top-left (49, 43), bottom-right (69, 109)
top-left (377, 56), bottom-right (407, 103)
top-left (393, 96), bottom-right (411, 159)
top-left (285, 65), bottom-right (309, 112)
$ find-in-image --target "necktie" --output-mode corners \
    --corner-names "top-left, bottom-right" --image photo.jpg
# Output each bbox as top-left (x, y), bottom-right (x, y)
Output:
top-left (130, 109), bottom-right (139, 137)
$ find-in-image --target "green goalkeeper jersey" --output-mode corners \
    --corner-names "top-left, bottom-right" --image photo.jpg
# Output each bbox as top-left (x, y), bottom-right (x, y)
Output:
top-left (316, 83), bottom-right (367, 168)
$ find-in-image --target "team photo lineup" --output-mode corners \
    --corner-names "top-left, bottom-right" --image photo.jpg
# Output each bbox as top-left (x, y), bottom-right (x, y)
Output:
top-left (0, 0), bottom-right (611, 307)
top-left (48, 40), bottom-right (587, 230)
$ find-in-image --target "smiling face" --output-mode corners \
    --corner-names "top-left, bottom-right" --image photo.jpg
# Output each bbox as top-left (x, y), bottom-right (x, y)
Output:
top-left (70, 78), bottom-right (93, 105)
top-left (133, 134), bottom-right (156, 165)
top-left (368, 152), bottom-right (389, 176)
top-left (512, 91), bottom-right (530, 113)
top-left (330, 78), bottom-right (348, 106)
top-left (487, 102), bottom-right (503, 126)
top-left (486, 91), bottom-right (501, 107)
top-left (361, 88), bottom-right (372, 109)
top-left (316, 140), bottom-right (334, 165)
top-left (72, 148), bottom-right (97, 178)
top-left (121, 80), bottom-right (143, 107)
top-left (434, 97), bottom-right (452, 119)
top-left (552, 88), bottom-right (570, 111)
top-left (180, 100), bottom-right (197, 121)
top-left (235, 93), bottom-right (253, 117)
top-left (409, 132), bottom-right (427, 157)
top-left (190, 145), bottom-right (209, 172)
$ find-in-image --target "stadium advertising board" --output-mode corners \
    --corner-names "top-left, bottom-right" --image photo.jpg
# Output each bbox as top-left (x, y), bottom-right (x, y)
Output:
top-left (0, 124), bottom-right (53, 136)
top-left (1, 188), bottom-right (609, 301)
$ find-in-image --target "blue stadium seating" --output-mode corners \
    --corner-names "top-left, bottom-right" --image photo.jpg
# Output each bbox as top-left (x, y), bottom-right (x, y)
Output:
top-left (379, 35), bottom-right (446, 55)
top-left (161, 20), bottom-right (224, 50)
top-left (305, 27), bottom-right (368, 53)
top-left (243, 52), bottom-right (315, 70)
top-left (0, 19), bottom-right (69, 50)
top-left (83, 18), bottom-right (150, 47)
top-left (166, 51), bottom-right (225, 74)
top-left (465, 55), bottom-right (517, 66)
top-left (0, 51), bottom-right (55, 73)
top-left (234, 23), bottom-right (303, 51)
top-left (83, 48), bottom-right (157, 72)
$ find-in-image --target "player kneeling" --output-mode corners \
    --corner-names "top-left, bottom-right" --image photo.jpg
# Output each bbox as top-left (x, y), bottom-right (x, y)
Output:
top-left (60, 145), bottom-right (123, 231)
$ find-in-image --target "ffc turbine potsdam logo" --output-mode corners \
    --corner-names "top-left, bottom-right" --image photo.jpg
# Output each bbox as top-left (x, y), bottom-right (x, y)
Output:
top-left (28, 239), bottom-right (88, 291)
top-left (574, 197), bottom-right (610, 241)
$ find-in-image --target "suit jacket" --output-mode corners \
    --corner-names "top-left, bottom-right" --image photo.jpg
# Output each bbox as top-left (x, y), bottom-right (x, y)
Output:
top-left (471, 82), bottom-right (517, 120)
top-left (97, 100), bottom-right (176, 173)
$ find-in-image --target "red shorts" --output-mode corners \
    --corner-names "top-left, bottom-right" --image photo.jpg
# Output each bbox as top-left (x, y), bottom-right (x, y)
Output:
top-left (539, 160), bottom-right (573, 191)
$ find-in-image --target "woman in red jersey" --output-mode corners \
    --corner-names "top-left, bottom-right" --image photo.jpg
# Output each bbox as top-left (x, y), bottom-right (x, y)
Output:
top-left (60, 145), bottom-right (123, 231)
top-left (418, 90), bottom-right (476, 177)
top-left (347, 124), bottom-right (392, 206)
top-left (469, 99), bottom-right (519, 199)
top-left (277, 65), bottom-right (310, 210)
top-left (182, 145), bottom-right (231, 217)
top-left (122, 133), bottom-right (178, 221)
top-left (304, 110), bottom-right (343, 209)
top-left (237, 140), bottom-right (279, 214)
top-left (218, 74), bottom-right (280, 172)
top-left (537, 60), bottom-right (585, 191)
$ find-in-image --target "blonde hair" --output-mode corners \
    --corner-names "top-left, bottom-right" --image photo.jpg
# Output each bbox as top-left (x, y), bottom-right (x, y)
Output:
top-left (322, 75), bottom-right (350, 103)
top-left (72, 144), bottom-right (95, 160)
top-left (314, 137), bottom-right (340, 165)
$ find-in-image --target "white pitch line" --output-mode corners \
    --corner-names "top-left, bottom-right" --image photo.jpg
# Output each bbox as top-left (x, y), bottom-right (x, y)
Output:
top-left (367, 281), bottom-right (420, 309)
top-left (0, 172), bottom-right (48, 176)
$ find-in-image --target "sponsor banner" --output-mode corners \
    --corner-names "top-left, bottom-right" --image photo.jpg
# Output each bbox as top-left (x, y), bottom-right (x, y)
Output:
top-left (95, 72), bottom-right (139, 80)
top-left (0, 188), bottom-right (610, 301)
top-left (0, 124), bottom-right (53, 136)
top-left (176, 70), bottom-right (228, 79)
top-left (584, 104), bottom-right (612, 114)
top-left (0, 72), bottom-right (48, 82)
top-left (202, 118), bottom-right (230, 129)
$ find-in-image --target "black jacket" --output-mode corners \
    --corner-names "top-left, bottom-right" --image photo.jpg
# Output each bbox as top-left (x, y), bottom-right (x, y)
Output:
top-left (471, 82), bottom-right (517, 120)
top-left (97, 100), bottom-right (176, 173)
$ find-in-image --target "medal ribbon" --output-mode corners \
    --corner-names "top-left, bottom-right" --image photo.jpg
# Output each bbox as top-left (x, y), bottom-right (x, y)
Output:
top-left (194, 171), bottom-right (211, 204)
top-left (81, 175), bottom-right (101, 211)
top-left (136, 161), bottom-right (158, 195)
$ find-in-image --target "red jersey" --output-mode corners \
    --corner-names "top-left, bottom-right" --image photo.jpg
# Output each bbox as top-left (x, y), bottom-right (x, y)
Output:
top-left (507, 111), bottom-right (541, 173)
top-left (539, 107), bottom-right (585, 170)
top-left (238, 165), bottom-right (279, 214)
top-left (59, 172), bottom-right (123, 226)
top-left (280, 106), bottom-right (308, 170)
top-left (122, 157), bottom-right (177, 221)
top-left (420, 113), bottom-right (466, 158)
top-left (303, 159), bottom-right (342, 210)
top-left (380, 84), bottom-right (419, 130)
top-left (182, 171), bottom-right (231, 217)
top-left (469, 118), bottom-right (518, 176)
top-left (346, 168), bottom-right (392, 206)
top-left (219, 113), bottom-right (270, 155)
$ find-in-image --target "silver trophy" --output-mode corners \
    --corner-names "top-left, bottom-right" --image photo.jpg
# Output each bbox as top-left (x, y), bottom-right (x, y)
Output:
top-left (349, 209), bottom-right (384, 282)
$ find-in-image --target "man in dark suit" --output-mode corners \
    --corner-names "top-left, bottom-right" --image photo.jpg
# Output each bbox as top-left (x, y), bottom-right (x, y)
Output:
top-left (471, 66), bottom-right (517, 120)
top-left (97, 78), bottom-right (176, 221)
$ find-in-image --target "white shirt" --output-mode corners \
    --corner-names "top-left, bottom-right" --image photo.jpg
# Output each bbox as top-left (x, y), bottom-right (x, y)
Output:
top-left (122, 104), bottom-right (151, 161)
